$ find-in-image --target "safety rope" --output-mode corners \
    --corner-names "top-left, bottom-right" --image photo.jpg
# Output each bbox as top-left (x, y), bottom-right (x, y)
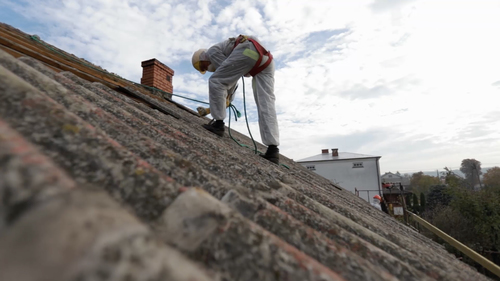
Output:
top-left (139, 83), bottom-right (210, 105)
top-left (227, 78), bottom-right (261, 154)
top-left (228, 104), bottom-right (251, 150)
top-left (241, 77), bottom-right (259, 154)
top-left (229, 78), bottom-right (290, 169)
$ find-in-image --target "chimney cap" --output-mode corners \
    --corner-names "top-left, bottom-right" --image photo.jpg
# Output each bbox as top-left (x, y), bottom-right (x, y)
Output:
top-left (141, 58), bottom-right (174, 74)
top-left (331, 148), bottom-right (339, 156)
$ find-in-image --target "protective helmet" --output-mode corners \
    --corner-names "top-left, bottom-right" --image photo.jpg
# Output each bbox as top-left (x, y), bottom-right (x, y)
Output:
top-left (192, 49), bottom-right (207, 74)
top-left (373, 194), bottom-right (382, 201)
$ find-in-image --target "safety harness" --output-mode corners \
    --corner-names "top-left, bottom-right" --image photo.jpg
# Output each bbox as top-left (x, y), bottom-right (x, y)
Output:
top-left (233, 35), bottom-right (273, 77)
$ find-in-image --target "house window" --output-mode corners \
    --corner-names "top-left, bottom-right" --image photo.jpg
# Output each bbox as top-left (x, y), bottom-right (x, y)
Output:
top-left (166, 75), bottom-right (171, 82)
top-left (306, 165), bottom-right (316, 171)
top-left (353, 162), bottom-right (363, 168)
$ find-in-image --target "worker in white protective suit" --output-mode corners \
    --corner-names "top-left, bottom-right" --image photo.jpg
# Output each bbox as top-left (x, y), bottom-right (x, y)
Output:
top-left (371, 195), bottom-right (382, 211)
top-left (192, 35), bottom-right (280, 164)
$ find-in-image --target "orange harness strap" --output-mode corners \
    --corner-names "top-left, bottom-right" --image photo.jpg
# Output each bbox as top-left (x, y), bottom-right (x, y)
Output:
top-left (233, 35), bottom-right (273, 77)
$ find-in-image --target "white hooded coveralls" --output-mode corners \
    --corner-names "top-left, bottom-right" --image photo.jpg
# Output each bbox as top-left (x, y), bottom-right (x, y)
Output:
top-left (371, 199), bottom-right (382, 211)
top-left (206, 36), bottom-right (280, 146)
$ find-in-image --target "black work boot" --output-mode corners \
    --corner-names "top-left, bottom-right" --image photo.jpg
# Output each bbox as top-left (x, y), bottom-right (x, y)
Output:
top-left (202, 120), bottom-right (225, 137)
top-left (260, 145), bottom-right (279, 164)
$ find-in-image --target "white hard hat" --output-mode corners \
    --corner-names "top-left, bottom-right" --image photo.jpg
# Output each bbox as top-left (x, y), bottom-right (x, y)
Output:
top-left (192, 49), bottom-right (208, 74)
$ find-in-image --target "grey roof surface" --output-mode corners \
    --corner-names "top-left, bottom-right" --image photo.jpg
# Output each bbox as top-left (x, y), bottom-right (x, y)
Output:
top-left (0, 22), bottom-right (492, 281)
top-left (297, 152), bottom-right (381, 163)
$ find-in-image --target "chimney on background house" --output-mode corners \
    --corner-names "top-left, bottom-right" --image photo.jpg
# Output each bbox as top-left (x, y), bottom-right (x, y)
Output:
top-left (140, 58), bottom-right (174, 99)
top-left (321, 149), bottom-right (329, 154)
top-left (331, 148), bottom-right (338, 157)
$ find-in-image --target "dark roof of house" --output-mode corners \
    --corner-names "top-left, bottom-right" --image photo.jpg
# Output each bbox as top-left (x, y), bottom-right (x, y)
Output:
top-left (0, 22), bottom-right (491, 281)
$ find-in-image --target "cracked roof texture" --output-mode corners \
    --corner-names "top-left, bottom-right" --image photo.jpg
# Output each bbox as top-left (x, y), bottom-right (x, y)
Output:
top-left (0, 22), bottom-right (491, 281)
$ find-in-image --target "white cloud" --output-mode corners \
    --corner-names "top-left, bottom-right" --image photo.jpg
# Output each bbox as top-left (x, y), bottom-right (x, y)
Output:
top-left (3, 0), bottom-right (500, 173)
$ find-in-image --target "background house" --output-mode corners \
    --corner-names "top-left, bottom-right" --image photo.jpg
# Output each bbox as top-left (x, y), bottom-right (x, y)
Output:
top-left (297, 148), bottom-right (382, 202)
top-left (381, 172), bottom-right (404, 186)
top-left (380, 172), bottom-right (413, 217)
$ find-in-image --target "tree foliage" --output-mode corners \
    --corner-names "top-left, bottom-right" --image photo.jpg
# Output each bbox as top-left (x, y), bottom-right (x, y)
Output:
top-left (483, 167), bottom-right (500, 190)
top-left (427, 205), bottom-right (478, 259)
top-left (405, 194), bottom-right (412, 209)
top-left (412, 193), bottom-right (419, 214)
top-left (420, 193), bottom-right (426, 213)
top-left (410, 172), bottom-right (424, 186)
top-left (444, 167), bottom-right (468, 188)
top-left (447, 187), bottom-right (500, 262)
top-left (423, 165), bottom-right (500, 277)
top-left (460, 158), bottom-right (482, 188)
top-left (410, 172), bottom-right (440, 195)
top-left (426, 185), bottom-right (452, 212)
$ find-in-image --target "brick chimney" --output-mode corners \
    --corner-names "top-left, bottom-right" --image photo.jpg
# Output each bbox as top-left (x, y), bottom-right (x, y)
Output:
top-left (321, 149), bottom-right (328, 154)
top-left (141, 58), bottom-right (174, 99)
top-left (331, 148), bottom-right (338, 157)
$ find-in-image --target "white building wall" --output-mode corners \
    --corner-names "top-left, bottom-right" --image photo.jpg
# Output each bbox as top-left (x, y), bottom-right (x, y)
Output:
top-left (301, 158), bottom-right (380, 202)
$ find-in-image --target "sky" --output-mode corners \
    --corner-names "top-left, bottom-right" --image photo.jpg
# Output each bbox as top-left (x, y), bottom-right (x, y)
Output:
top-left (1, 0), bottom-right (500, 174)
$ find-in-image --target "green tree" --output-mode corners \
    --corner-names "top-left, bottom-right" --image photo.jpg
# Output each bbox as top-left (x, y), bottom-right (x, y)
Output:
top-left (405, 194), bottom-right (412, 210)
top-left (449, 187), bottom-right (500, 271)
top-left (483, 167), bottom-right (500, 190)
top-left (410, 172), bottom-right (424, 186)
top-left (428, 205), bottom-right (477, 255)
top-left (412, 193), bottom-right (419, 214)
top-left (460, 159), bottom-right (482, 188)
top-left (410, 172), bottom-right (440, 195)
top-left (426, 185), bottom-right (452, 212)
top-left (444, 167), bottom-right (468, 188)
top-left (420, 193), bottom-right (426, 214)
top-left (423, 167), bottom-right (500, 277)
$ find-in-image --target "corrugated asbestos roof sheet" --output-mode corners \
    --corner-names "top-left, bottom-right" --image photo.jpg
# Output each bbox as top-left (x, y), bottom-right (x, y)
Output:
top-left (0, 22), bottom-right (491, 281)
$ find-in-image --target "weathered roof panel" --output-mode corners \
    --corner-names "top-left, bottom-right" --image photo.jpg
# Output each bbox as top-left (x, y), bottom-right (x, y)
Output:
top-left (0, 22), bottom-right (491, 281)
